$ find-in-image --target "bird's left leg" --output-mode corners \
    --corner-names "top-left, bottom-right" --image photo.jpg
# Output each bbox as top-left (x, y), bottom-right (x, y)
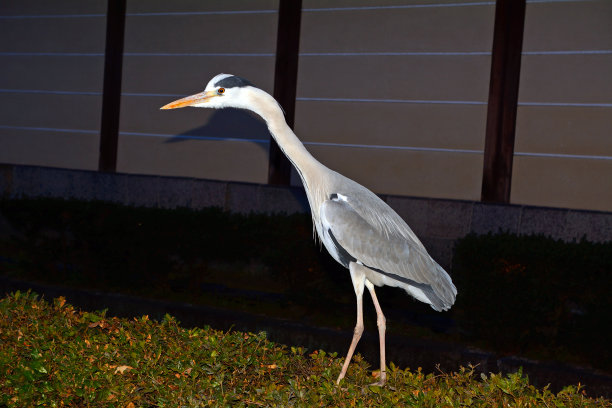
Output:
top-left (365, 280), bottom-right (387, 386)
top-left (336, 263), bottom-right (365, 384)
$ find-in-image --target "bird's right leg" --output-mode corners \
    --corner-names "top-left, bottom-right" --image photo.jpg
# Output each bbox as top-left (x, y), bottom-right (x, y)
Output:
top-left (336, 263), bottom-right (365, 384)
top-left (365, 280), bottom-right (386, 386)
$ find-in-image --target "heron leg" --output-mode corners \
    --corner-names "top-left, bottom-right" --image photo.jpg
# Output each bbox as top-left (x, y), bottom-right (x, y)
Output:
top-left (365, 280), bottom-right (387, 386)
top-left (336, 263), bottom-right (365, 385)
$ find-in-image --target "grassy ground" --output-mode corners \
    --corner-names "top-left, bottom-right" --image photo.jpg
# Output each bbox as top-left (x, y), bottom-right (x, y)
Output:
top-left (0, 198), bottom-right (611, 375)
top-left (1, 291), bottom-right (610, 407)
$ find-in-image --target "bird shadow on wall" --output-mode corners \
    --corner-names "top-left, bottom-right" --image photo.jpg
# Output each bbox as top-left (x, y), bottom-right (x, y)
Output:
top-left (162, 107), bottom-right (305, 198)
top-left (163, 108), bottom-right (271, 150)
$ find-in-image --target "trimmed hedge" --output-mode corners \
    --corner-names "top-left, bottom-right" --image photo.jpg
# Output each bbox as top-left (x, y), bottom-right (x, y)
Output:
top-left (1, 198), bottom-right (611, 373)
top-left (452, 233), bottom-right (612, 370)
top-left (1, 291), bottom-right (609, 407)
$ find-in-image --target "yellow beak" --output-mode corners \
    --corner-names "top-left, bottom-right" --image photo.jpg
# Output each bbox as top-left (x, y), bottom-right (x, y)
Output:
top-left (160, 90), bottom-right (217, 110)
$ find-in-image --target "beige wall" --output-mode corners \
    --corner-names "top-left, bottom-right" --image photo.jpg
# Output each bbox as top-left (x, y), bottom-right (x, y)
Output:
top-left (117, 0), bottom-right (278, 183)
top-left (513, 0), bottom-right (612, 212)
top-left (0, 0), bottom-right (106, 170)
top-left (0, 1), bottom-right (610, 212)
top-left (294, 0), bottom-right (494, 200)
top-left (119, 0), bottom-right (495, 200)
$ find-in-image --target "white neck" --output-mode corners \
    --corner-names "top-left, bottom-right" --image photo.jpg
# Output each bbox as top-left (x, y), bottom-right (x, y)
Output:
top-left (244, 87), bottom-right (336, 240)
top-left (246, 88), bottom-right (324, 184)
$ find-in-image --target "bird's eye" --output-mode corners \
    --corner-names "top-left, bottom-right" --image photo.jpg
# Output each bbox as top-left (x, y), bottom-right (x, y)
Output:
top-left (217, 88), bottom-right (225, 94)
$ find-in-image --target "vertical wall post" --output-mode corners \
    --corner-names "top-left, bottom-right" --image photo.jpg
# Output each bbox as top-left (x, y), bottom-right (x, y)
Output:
top-left (99, 0), bottom-right (127, 173)
top-left (268, 0), bottom-right (302, 185)
top-left (481, 0), bottom-right (526, 203)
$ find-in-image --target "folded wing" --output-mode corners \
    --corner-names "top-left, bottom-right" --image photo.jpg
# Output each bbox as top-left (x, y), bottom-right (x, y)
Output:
top-left (320, 198), bottom-right (456, 311)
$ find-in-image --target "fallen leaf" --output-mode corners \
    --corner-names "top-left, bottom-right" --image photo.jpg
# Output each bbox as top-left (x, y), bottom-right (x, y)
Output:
top-left (114, 365), bottom-right (134, 374)
top-left (57, 297), bottom-right (66, 308)
top-left (267, 364), bottom-right (278, 369)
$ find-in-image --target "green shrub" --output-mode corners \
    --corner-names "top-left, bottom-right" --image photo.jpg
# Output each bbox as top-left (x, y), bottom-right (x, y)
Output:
top-left (452, 233), bottom-right (612, 370)
top-left (1, 198), bottom-right (611, 373)
top-left (1, 291), bottom-right (608, 407)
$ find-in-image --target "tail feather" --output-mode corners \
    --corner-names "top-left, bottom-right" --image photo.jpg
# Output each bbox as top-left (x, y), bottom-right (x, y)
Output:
top-left (427, 265), bottom-right (457, 311)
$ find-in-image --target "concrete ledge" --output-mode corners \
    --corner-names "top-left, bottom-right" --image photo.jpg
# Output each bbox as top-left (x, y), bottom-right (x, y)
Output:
top-left (1, 165), bottom-right (610, 269)
top-left (471, 202), bottom-right (522, 235)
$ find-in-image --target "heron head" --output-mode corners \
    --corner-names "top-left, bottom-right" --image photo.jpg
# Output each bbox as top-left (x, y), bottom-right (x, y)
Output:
top-left (160, 73), bottom-right (256, 111)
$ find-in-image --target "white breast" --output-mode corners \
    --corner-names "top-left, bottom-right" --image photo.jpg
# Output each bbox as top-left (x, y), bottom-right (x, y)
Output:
top-left (318, 193), bottom-right (353, 267)
top-left (319, 210), bottom-right (343, 265)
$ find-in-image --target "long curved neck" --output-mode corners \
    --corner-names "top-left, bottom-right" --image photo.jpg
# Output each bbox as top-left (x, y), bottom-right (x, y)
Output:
top-left (247, 88), bottom-right (333, 239)
top-left (248, 89), bottom-right (324, 181)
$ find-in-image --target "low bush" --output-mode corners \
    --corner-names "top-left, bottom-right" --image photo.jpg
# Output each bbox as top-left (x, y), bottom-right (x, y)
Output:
top-left (1, 198), bottom-right (611, 373)
top-left (452, 233), bottom-right (612, 370)
top-left (1, 291), bottom-right (608, 407)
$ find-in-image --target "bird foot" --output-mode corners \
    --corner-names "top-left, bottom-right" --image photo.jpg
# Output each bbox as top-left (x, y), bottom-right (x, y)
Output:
top-left (369, 371), bottom-right (386, 387)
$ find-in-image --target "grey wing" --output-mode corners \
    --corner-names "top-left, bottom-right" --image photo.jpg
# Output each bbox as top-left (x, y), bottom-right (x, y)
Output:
top-left (320, 198), bottom-right (457, 311)
top-left (331, 177), bottom-right (428, 250)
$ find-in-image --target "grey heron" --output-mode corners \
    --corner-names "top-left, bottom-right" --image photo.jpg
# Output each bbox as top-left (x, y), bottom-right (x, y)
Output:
top-left (161, 74), bottom-right (457, 386)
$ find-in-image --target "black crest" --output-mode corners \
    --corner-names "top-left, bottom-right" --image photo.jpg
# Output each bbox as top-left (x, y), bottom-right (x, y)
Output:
top-left (214, 75), bottom-right (254, 89)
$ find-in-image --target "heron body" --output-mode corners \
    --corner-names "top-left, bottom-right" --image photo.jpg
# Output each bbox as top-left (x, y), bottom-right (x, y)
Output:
top-left (161, 74), bottom-right (457, 386)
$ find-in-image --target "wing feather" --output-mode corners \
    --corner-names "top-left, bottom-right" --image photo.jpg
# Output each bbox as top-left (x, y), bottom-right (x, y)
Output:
top-left (320, 198), bottom-right (456, 311)
top-left (330, 177), bottom-right (426, 248)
